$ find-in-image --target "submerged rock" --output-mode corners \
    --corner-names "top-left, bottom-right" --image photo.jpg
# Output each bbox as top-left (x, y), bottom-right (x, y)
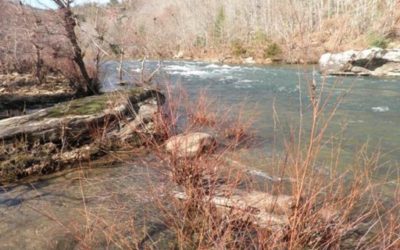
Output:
top-left (174, 189), bottom-right (295, 229)
top-left (0, 88), bottom-right (165, 183)
top-left (319, 48), bottom-right (400, 76)
top-left (165, 132), bottom-right (216, 158)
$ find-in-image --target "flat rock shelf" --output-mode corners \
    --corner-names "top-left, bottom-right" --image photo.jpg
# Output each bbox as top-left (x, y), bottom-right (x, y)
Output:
top-left (0, 88), bottom-right (165, 184)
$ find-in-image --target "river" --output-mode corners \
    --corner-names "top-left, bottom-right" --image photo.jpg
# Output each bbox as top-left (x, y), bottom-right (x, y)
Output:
top-left (1, 60), bottom-right (399, 249)
top-left (104, 60), bottom-right (400, 173)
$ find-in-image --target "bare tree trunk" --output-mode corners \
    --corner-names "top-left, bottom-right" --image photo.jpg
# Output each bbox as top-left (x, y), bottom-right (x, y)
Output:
top-left (62, 8), bottom-right (97, 94)
top-left (53, 0), bottom-right (98, 95)
top-left (118, 52), bottom-right (123, 82)
top-left (33, 43), bottom-right (44, 83)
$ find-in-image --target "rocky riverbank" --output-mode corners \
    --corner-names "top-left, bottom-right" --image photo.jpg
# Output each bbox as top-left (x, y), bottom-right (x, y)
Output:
top-left (0, 87), bottom-right (165, 184)
top-left (319, 48), bottom-right (400, 76)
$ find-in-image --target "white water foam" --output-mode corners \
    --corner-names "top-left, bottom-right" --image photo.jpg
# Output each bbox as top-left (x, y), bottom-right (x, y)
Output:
top-left (179, 70), bottom-right (211, 77)
top-left (164, 64), bottom-right (215, 77)
top-left (205, 64), bottom-right (220, 69)
top-left (371, 106), bottom-right (389, 112)
top-left (222, 64), bottom-right (240, 69)
top-left (239, 79), bottom-right (253, 83)
top-left (233, 79), bottom-right (256, 89)
top-left (164, 65), bottom-right (194, 71)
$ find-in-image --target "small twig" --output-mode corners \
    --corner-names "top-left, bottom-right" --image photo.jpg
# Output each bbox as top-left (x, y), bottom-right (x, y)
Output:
top-left (145, 60), bottom-right (161, 84)
top-left (140, 57), bottom-right (146, 84)
top-left (138, 58), bottom-right (161, 86)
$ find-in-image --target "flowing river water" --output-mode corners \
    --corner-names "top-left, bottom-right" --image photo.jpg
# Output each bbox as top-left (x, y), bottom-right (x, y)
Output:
top-left (103, 60), bottom-right (400, 171)
top-left (1, 61), bottom-right (399, 249)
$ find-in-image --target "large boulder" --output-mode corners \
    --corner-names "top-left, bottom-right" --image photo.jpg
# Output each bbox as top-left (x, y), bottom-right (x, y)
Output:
top-left (319, 48), bottom-right (400, 76)
top-left (165, 132), bottom-right (216, 158)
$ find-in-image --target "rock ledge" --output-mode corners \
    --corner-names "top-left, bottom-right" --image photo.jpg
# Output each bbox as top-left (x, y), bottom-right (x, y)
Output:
top-left (319, 48), bottom-right (400, 76)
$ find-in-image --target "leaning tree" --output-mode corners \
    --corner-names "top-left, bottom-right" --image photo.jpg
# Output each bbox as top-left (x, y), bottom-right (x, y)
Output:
top-left (52, 0), bottom-right (99, 95)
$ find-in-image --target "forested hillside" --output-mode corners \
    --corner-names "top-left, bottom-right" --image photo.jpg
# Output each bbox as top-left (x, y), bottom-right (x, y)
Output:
top-left (1, 0), bottom-right (400, 70)
top-left (76, 0), bottom-right (400, 63)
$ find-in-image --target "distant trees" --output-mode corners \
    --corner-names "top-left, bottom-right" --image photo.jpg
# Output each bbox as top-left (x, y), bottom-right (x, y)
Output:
top-left (212, 6), bottom-right (225, 44)
top-left (76, 0), bottom-right (399, 62)
top-left (4, 0), bottom-right (397, 74)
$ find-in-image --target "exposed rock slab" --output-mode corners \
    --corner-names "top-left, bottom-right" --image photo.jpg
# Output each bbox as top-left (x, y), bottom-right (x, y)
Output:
top-left (165, 132), bottom-right (216, 158)
top-left (174, 189), bottom-right (294, 229)
top-left (0, 88), bottom-right (163, 143)
top-left (319, 48), bottom-right (400, 76)
top-left (113, 101), bottom-right (160, 141)
top-left (0, 88), bottom-right (165, 183)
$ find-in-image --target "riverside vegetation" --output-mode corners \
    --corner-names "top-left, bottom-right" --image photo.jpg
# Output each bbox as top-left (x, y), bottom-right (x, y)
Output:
top-left (0, 0), bottom-right (400, 249)
top-left (73, 0), bottom-right (400, 63)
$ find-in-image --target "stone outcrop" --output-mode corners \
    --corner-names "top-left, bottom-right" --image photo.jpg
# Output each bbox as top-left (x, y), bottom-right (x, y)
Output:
top-left (165, 132), bottom-right (216, 158)
top-left (319, 48), bottom-right (400, 76)
top-left (112, 100), bottom-right (160, 141)
top-left (174, 190), bottom-right (294, 229)
top-left (0, 88), bottom-right (165, 183)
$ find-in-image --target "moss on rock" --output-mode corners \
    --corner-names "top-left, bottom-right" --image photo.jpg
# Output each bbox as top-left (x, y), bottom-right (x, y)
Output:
top-left (46, 94), bottom-right (110, 118)
top-left (0, 87), bottom-right (165, 184)
top-left (43, 87), bottom-right (157, 119)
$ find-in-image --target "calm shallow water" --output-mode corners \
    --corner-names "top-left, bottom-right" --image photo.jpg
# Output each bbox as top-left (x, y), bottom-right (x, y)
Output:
top-left (1, 60), bottom-right (399, 248)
